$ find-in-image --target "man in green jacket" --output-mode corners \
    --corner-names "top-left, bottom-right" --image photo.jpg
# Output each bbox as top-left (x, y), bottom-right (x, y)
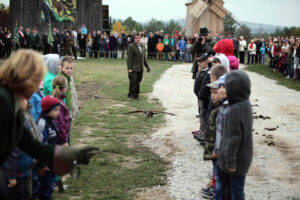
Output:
top-left (127, 34), bottom-right (151, 99)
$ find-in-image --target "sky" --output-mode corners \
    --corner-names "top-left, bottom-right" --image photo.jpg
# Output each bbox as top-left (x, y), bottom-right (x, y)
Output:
top-left (2, 0), bottom-right (300, 27)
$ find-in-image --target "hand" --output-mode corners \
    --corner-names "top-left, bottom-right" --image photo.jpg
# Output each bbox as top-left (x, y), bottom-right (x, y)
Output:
top-left (228, 168), bottom-right (236, 173)
top-left (147, 68), bottom-right (151, 73)
top-left (211, 152), bottom-right (218, 159)
top-left (38, 167), bottom-right (50, 176)
top-left (8, 179), bottom-right (17, 188)
top-left (63, 142), bottom-right (69, 147)
top-left (128, 69), bottom-right (132, 73)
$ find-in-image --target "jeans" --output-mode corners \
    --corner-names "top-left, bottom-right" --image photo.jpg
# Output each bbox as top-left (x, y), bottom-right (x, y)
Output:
top-left (99, 47), bottom-right (105, 58)
top-left (288, 64), bottom-right (294, 78)
top-left (87, 46), bottom-right (92, 58)
top-left (179, 50), bottom-right (185, 61)
top-left (229, 175), bottom-right (246, 200)
top-left (214, 163), bottom-right (223, 200)
top-left (261, 54), bottom-right (266, 64)
top-left (186, 52), bottom-right (191, 62)
top-left (164, 52), bottom-right (169, 60)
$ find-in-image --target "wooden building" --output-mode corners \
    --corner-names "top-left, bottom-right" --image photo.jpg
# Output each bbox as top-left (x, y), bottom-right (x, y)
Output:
top-left (9, 0), bottom-right (110, 32)
top-left (185, 0), bottom-right (227, 36)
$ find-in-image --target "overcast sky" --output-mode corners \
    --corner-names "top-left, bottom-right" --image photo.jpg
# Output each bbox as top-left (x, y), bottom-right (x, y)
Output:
top-left (2, 0), bottom-right (300, 27)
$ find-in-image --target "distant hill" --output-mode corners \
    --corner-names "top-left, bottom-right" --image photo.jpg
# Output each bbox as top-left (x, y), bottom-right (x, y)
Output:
top-left (240, 21), bottom-right (285, 34)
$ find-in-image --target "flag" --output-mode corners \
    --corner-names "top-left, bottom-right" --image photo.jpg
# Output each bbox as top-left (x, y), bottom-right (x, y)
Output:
top-left (47, 18), bottom-right (54, 47)
top-left (13, 22), bottom-right (20, 46)
top-left (41, 0), bottom-right (76, 22)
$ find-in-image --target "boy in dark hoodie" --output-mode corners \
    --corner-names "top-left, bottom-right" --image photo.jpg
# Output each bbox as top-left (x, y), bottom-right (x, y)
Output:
top-left (217, 71), bottom-right (253, 200)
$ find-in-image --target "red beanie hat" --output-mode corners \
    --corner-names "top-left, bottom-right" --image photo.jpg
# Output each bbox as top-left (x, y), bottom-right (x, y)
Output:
top-left (41, 96), bottom-right (60, 113)
top-left (227, 56), bottom-right (239, 70)
top-left (213, 39), bottom-right (234, 57)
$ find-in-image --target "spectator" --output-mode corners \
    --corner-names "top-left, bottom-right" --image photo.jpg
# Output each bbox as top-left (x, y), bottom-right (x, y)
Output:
top-left (247, 39), bottom-right (256, 64)
top-left (163, 34), bottom-right (170, 61)
top-left (178, 36), bottom-right (187, 61)
top-left (239, 36), bottom-right (247, 64)
top-left (156, 39), bottom-right (164, 60)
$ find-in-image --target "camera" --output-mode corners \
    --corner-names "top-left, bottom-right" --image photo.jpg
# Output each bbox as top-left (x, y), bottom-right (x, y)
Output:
top-left (198, 36), bottom-right (204, 43)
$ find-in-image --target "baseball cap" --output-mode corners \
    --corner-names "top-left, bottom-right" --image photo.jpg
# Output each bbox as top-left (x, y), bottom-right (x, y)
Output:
top-left (207, 81), bottom-right (219, 89)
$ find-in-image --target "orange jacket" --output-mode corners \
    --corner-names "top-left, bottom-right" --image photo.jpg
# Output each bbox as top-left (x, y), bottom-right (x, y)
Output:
top-left (156, 42), bottom-right (164, 52)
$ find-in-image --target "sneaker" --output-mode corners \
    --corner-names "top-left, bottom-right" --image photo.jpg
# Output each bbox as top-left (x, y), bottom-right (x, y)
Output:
top-left (202, 187), bottom-right (214, 199)
top-left (286, 75), bottom-right (290, 79)
top-left (201, 186), bottom-right (213, 193)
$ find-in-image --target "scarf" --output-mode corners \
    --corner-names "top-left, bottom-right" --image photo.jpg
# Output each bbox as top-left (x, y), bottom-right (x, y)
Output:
top-left (250, 42), bottom-right (254, 49)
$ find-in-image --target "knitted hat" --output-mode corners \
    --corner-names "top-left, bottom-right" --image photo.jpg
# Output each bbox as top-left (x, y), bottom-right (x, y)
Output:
top-left (227, 56), bottom-right (239, 71)
top-left (41, 96), bottom-right (60, 113)
top-left (213, 39), bottom-right (234, 56)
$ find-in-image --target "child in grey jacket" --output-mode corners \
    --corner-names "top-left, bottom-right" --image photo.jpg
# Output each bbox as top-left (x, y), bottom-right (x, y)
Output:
top-left (217, 70), bottom-right (253, 200)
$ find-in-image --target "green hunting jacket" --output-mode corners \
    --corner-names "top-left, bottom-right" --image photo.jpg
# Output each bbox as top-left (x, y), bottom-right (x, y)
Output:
top-left (127, 43), bottom-right (149, 72)
top-left (203, 102), bottom-right (220, 160)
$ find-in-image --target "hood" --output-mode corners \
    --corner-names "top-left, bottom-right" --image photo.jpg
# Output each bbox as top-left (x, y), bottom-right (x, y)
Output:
top-left (214, 53), bottom-right (229, 71)
top-left (43, 54), bottom-right (60, 74)
top-left (225, 70), bottom-right (251, 105)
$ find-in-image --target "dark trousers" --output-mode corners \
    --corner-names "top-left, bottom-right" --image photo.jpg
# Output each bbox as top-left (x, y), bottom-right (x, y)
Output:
top-left (80, 45), bottom-right (86, 57)
top-left (38, 171), bottom-right (54, 200)
top-left (255, 51), bottom-right (260, 64)
top-left (0, 176), bottom-right (32, 200)
top-left (72, 46), bottom-right (77, 60)
top-left (248, 54), bottom-right (255, 64)
top-left (239, 51), bottom-right (245, 64)
top-left (128, 71), bottom-right (143, 98)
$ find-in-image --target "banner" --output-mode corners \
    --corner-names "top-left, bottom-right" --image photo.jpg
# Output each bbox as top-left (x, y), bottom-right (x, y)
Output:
top-left (13, 22), bottom-right (20, 46)
top-left (47, 18), bottom-right (54, 47)
top-left (41, 0), bottom-right (76, 22)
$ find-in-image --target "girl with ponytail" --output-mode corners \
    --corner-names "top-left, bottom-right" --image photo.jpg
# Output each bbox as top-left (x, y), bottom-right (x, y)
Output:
top-left (52, 75), bottom-right (70, 147)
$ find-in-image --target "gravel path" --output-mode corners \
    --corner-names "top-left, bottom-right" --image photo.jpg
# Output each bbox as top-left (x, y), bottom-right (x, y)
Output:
top-left (144, 64), bottom-right (300, 200)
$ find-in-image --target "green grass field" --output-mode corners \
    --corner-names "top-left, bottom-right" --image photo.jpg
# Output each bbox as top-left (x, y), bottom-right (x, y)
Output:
top-left (50, 59), bottom-right (178, 200)
top-left (245, 64), bottom-right (300, 91)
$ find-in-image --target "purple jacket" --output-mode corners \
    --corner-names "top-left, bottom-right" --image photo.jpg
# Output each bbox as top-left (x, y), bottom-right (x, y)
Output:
top-left (54, 100), bottom-right (70, 144)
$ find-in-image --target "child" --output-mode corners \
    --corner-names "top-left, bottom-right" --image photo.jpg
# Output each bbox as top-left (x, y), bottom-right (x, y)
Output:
top-left (156, 39), bottom-right (164, 60)
top-left (286, 44), bottom-right (295, 79)
top-left (227, 56), bottom-right (240, 71)
top-left (279, 48), bottom-right (288, 76)
top-left (260, 43), bottom-right (266, 65)
top-left (217, 71), bottom-right (253, 200)
top-left (58, 56), bottom-right (79, 121)
top-left (178, 36), bottom-right (186, 61)
top-left (0, 97), bottom-right (34, 200)
top-left (212, 53), bottom-right (230, 71)
top-left (29, 81), bottom-right (44, 121)
top-left (36, 95), bottom-right (60, 200)
top-left (201, 65), bottom-right (227, 199)
top-left (43, 54), bottom-right (61, 96)
top-left (193, 54), bottom-right (210, 141)
top-left (52, 75), bottom-right (70, 146)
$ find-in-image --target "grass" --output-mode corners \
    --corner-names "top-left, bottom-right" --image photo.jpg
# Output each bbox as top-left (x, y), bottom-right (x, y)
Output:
top-left (52, 58), bottom-right (179, 200)
top-left (245, 64), bottom-right (300, 91)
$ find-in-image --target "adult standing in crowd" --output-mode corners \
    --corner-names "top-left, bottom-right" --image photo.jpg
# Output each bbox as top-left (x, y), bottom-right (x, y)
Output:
top-left (78, 29), bottom-right (87, 58)
top-left (53, 27), bottom-right (61, 54)
top-left (239, 36), bottom-right (247, 64)
top-left (190, 27), bottom-right (215, 79)
top-left (30, 28), bottom-right (40, 51)
top-left (127, 34), bottom-right (151, 99)
top-left (233, 35), bottom-right (239, 58)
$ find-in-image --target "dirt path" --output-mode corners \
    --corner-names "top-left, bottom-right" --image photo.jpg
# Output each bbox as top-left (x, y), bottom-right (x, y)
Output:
top-left (144, 64), bottom-right (300, 200)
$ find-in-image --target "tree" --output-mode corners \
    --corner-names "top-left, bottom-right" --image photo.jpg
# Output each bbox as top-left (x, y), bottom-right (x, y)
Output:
top-left (165, 19), bottom-right (182, 34)
top-left (112, 20), bottom-right (127, 34)
top-left (123, 17), bottom-right (138, 32)
top-left (236, 24), bottom-right (251, 41)
top-left (273, 27), bottom-right (284, 37)
top-left (224, 12), bottom-right (237, 37)
top-left (144, 18), bottom-right (165, 33)
top-left (283, 27), bottom-right (291, 37)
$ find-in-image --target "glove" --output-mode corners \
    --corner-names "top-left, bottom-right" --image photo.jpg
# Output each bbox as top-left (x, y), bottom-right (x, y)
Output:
top-left (53, 145), bottom-right (99, 175)
top-left (147, 68), bottom-right (151, 73)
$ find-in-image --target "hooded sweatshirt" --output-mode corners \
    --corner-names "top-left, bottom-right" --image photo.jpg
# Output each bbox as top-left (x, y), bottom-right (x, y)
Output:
top-left (214, 53), bottom-right (230, 71)
top-left (43, 54), bottom-right (60, 96)
top-left (217, 70), bottom-right (253, 176)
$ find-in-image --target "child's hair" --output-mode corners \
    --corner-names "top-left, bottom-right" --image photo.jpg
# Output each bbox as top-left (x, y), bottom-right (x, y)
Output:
top-left (212, 57), bottom-right (221, 64)
top-left (62, 56), bottom-right (74, 67)
top-left (0, 49), bottom-right (46, 98)
top-left (210, 64), bottom-right (227, 79)
top-left (52, 75), bottom-right (68, 99)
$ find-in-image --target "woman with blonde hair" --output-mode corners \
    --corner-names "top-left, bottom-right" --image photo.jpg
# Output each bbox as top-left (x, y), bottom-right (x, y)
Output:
top-left (0, 50), bottom-right (98, 198)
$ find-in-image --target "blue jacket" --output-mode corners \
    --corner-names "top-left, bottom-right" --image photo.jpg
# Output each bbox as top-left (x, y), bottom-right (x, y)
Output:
top-left (178, 40), bottom-right (186, 51)
top-left (29, 92), bottom-right (44, 121)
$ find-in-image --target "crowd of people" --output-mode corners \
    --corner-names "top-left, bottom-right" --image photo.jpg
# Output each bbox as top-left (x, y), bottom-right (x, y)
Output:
top-left (1, 24), bottom-right (300, 80)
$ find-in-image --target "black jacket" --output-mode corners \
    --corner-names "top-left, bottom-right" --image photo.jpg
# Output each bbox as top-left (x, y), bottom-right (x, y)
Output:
top-left (0, 85), bottom-right (54, 166)
top-left (194, 68), bottom-right (211, 109)
top-left (217, 71), bottom-right (253, 176)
